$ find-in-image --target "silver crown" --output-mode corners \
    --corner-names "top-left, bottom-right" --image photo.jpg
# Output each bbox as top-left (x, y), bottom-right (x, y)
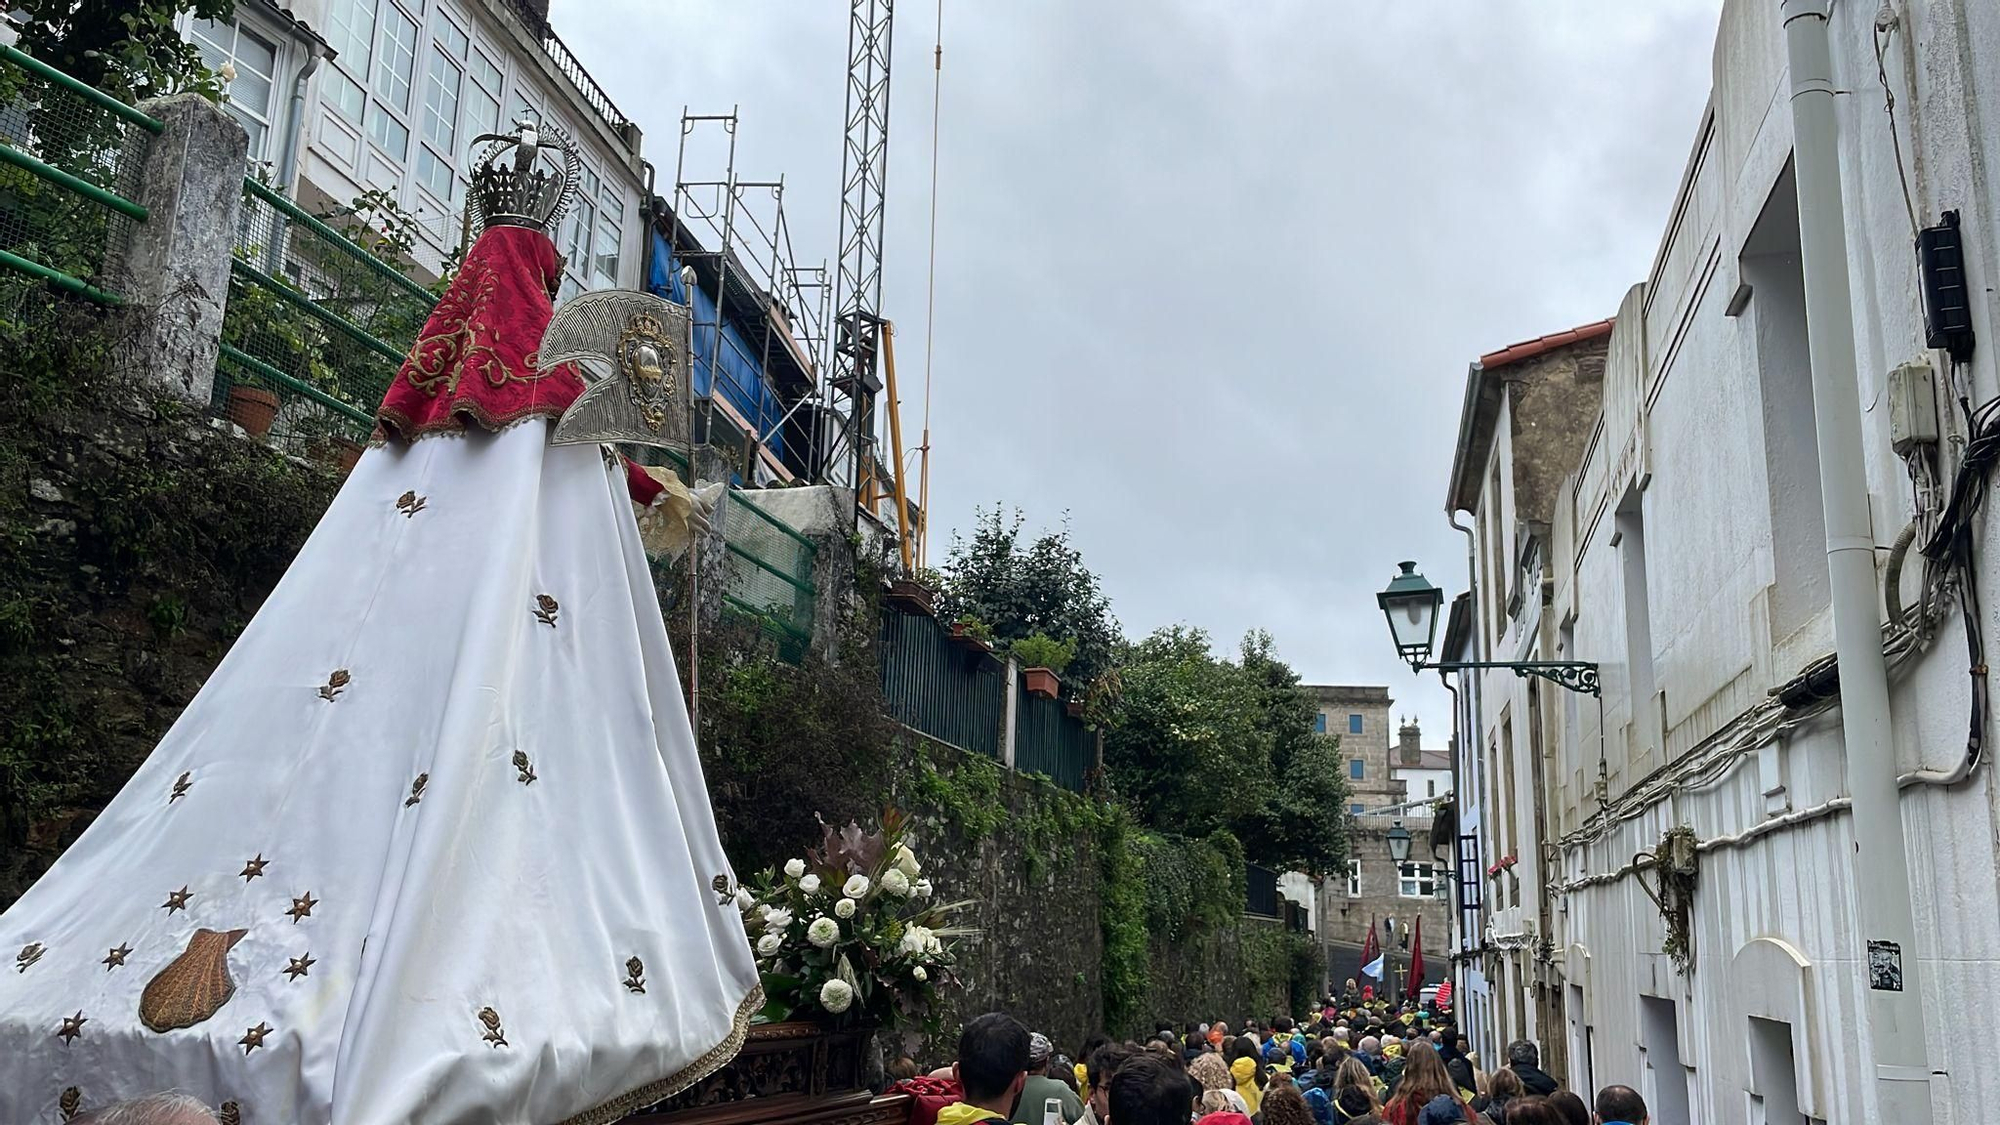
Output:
top-left (468, 117), bottom-right (581, 235)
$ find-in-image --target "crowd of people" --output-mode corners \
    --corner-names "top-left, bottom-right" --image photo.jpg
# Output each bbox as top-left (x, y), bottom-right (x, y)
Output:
top-left (898, 995), bottom-right (1656, 1125)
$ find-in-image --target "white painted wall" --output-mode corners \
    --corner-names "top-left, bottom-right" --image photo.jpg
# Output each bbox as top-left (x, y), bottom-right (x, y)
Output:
top-left (1521, 1), bottom-right (2000, 1118)
top-left (1393, 766), bottom-right (1451, 802)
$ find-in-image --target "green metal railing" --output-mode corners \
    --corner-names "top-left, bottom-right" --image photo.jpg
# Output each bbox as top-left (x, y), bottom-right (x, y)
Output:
top-left (720, 492), bottom-right (817, 646)
top-left (217, 176), bottom-right (436, 457)
top-left (0, 43), bottom-right (156, 304)
top-left (1013, 681), bottom-right (1094, 792)
top-left (880, 608), bottom-right (1006, 759)
top-left (633, 446), bottom-right (821, 651)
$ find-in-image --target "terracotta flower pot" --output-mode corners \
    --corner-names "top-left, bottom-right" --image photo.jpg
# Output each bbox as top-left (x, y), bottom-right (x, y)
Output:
top-left (225, 385), bottom-right (280, 437)
top-left (1065, 700), bottom-right (1086, 719)
top-left (1022, 667), bottom-right (1061, 700)
top-left (885, 578), bottom-right (937, 617)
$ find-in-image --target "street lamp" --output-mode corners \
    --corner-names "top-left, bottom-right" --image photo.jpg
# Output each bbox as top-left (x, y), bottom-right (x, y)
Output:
top-left (1377, 561), bottom-right (1444, 668)
top-left (1374, 561), bottom-right (1602, 695)
top-left (1385, 821), bottom-right (1413, 863)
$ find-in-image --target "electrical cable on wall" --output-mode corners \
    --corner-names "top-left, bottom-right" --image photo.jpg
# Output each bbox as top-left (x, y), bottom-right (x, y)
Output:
top-left (1872, 3), bottom-right (1922, 241)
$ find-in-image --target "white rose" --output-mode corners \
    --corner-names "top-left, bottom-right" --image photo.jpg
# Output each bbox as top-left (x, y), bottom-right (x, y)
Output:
top-left (893, 844), bottom-right (922, 877)
top-left (899, 925), bottom-right (935, 956)
top-left (835, 897), bottom-right (857, 919)
top-left (914, 878), bottom-right (933, 898)
top-left (807, 916), bottom-right (840, 948)
top-left (799, 874), bottom-right (822, 894)
top-left (756, 933), bottom-right (782, 957)
top-left (926, 932), bottom-right (944, 955)
top-left (734, 888), bottom-right (755, 911)
top-left (881, 868), bottom-right (911, 897)
top-left (785, 858), bottom-right (807, 880)
top-left (819, 978), bottom-right (854, 1014)
top-left (765, 907), bottom-right (794, 931)
top-left (842, 874), bottom-right (870, 898)
top-left (912, 965), bottom-right (928, 983)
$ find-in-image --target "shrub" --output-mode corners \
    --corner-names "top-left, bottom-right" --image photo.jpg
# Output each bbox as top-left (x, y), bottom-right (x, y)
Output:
top-left (1010, 633), bottom-right (1076, 674)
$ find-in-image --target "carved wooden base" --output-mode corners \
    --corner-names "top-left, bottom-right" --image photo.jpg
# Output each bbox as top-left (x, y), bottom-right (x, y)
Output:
top-left (618, 1022), bottom-right (909, 1125)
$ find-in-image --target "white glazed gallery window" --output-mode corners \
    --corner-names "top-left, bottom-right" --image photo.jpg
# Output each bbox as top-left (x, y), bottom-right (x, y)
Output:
top-left (464, 50), bottom-right (503, 143)
top-left (415, 43), bottom-right (463, 201)
top-left (1398, 861), bottom-right (1437, 899)
top-left (1346, 860), bottom-right (1361, 899)
top-left (320, 0), bottom-right (373, 123)
top-left (190, 18), bottom-right (279, 162)
top-left (365, 2), bottom-right (419, 161)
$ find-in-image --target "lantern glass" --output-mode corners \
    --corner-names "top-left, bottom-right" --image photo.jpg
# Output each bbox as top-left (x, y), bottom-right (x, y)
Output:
top-left (1377, 561), bottom-right (1444, 668)
top-left (1385, 821), bottom-right (1413, 863)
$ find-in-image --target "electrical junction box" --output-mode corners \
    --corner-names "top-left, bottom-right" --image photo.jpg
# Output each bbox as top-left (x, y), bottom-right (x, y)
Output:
top-left (1889, 360), bottom-right (1939, 456)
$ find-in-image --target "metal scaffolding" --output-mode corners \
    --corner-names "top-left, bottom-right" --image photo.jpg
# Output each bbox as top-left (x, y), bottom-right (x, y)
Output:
top-left (667, 108), bottom-right (830, 484)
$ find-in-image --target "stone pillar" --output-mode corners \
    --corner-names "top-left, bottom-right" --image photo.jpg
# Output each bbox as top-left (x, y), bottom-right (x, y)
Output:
top-left (1000, 656), bottom-right (1019, 769)
top-left (107, 94), bottom-right (247, 402)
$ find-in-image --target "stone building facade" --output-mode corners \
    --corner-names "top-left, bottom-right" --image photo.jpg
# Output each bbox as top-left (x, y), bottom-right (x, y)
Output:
top-left (1305, 686), bottom-right (1450, 996)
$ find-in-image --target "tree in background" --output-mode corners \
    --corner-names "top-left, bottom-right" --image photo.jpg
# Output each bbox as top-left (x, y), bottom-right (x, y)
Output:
top-left (1104, 626), bottom-right (1270, 836)
top-left (1233, 631), bottom-right (1351, 876)
top-left (1104, 627), bottom-right (1349, 875)
top-left (938, 506), bottom-right (1121, 688)
top-left (10, 0), bottom-right (235, 102)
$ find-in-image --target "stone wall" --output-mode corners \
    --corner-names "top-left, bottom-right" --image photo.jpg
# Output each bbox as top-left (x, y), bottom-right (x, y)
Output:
top-left (1139, 917), bottom-right (1319, 1032)
top-left (892, 736), bottom-right (1105, 1057)
top-left (0, 339), bottom-right (343, 906)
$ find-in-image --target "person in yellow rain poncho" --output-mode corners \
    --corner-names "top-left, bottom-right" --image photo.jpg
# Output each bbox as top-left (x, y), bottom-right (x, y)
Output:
top-left (1231, 1056), bottom-right (1264, 1116)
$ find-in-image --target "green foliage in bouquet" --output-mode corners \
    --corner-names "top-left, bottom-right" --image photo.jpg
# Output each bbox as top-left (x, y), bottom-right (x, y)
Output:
top-left (734, 809), bottom-right (972, 1037)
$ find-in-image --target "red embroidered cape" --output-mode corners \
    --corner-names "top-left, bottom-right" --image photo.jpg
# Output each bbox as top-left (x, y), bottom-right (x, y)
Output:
top-left (376, 224), bottom-right (662, 504)
top-left (375, 225), bottom-right (585, 442)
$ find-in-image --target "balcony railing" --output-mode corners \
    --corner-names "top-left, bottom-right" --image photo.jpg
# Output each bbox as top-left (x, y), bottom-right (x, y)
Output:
top-left (497, 0), bottom-right (632, 139)
top-left (540, 25), bottom-right (631, 137)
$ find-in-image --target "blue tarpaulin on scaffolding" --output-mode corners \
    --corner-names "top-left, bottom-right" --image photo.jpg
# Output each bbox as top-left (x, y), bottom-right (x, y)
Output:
top-left (647, 229), bottom-right (788, 463)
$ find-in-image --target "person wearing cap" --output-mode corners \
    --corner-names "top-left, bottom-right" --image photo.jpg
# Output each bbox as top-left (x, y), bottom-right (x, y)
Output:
top-left (1011, 1031), bottom-right (1087, 1124)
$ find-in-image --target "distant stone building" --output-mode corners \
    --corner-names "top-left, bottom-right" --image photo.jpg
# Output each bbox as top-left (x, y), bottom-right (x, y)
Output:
top-left (1304, 686), bottom-right (1450, 997)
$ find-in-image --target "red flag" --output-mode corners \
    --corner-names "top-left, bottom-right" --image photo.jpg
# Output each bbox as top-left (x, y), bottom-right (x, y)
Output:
top-left (1406, 916), bottom-right (1425, 999)
top-left (1360, 915), bottom-right (1379, 976)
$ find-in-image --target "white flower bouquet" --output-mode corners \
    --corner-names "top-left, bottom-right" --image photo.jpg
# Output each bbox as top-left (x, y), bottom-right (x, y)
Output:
top-left (734, 810), bottom-right (969, 1032)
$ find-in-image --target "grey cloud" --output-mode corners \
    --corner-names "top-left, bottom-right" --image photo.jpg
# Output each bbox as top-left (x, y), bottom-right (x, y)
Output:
top-left (556, 0), bottom-right (1723, 740)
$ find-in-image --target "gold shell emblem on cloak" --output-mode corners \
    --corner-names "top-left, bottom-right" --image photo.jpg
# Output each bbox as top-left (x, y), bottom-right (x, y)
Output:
top-left (140, 928), bottom-right (248, 1032)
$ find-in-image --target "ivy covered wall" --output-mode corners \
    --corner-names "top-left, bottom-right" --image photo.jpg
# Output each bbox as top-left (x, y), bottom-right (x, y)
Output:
top-left (0, 301), bottom-right (342, 906)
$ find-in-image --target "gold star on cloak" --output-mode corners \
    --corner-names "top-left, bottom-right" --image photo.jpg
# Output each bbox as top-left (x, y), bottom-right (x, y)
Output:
top-left (162, 887), bottom-right (193, 914)
top-left (56, 1011), bottom-right (86, 1044)
top-left (102, 944), bottom-right (131, 971)
top-left (240, 855), bottom-right (269, 882)
top-left (283, 953), bottom-right (315, 981)
top-left (239, 1021), bottom-right (272, 1054)
top-left (286, 892), bottom-right (317, 924)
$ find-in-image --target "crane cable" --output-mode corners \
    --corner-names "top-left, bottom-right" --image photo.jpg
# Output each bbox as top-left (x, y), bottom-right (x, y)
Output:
top-left (915, 0), bottom-right (943, 570)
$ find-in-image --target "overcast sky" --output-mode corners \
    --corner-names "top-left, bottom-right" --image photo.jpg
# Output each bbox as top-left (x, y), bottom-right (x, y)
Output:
top-left (554, 0), bottom-right (1724, 743)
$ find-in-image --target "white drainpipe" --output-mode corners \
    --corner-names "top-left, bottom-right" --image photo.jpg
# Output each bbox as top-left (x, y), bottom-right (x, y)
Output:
top-left (1781, 0), bottom-right (1933, 1113)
